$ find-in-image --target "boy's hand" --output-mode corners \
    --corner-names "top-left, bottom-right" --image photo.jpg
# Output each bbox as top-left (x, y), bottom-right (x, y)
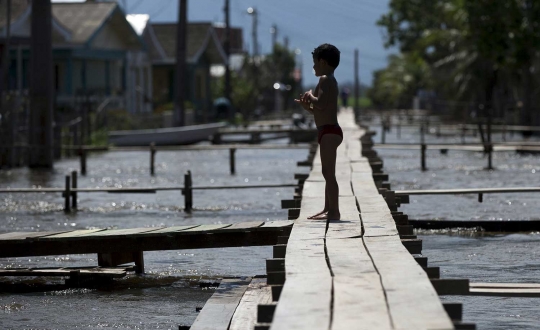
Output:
top-left (301, 90), bottom-right (313, 103)
top-left (294, 93), bottom-right (312, 112)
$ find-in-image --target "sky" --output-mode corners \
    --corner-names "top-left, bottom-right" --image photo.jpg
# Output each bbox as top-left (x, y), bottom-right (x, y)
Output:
top-left (52, 0), bottom-right (397, 87)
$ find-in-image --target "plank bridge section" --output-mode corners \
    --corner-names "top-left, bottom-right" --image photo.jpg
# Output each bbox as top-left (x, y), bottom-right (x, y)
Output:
top-left (0, 221), bottom-right (293, 274)
top-left (267, 109), bottom-right (455, 330)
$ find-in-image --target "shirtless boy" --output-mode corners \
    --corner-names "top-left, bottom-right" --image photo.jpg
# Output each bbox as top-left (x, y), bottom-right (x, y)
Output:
top-left (294, 43), bottom-right (343, 220)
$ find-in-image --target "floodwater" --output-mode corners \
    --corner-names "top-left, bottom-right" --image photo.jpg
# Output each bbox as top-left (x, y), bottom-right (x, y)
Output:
top-left (1, 118), bottom-right (540, 329)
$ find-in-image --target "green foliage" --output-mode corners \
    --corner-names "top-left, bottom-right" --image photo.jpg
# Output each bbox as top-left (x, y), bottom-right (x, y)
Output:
top-left (368, 53), bottom-right (432, 109)
top-left (376, 0), bottom-right (540, 120)
top-left (213, 43), bottom-right (299, 114)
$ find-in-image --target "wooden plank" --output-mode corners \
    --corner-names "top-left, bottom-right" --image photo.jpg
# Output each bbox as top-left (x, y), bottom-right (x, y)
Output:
top-left (468, 287), bottom-right (540, 297)
top-left (361, 209), bottom-right (399, 237)
top-left (270, 276), bottom-right (331, 330)
top-left (364, 236), bottom-right (454, 330)
top-left (177, 224), bottom-right (232, 232)
top-left (0, 231), bottom-right (70, 241)
top-left (229, 278), bottom-right (272, 330)
top-left (191, 277), bottom-right (252, 330)
top-left (0, 268), bottom-right (127, 278)
top-left (133, 225), bottom-right (200, 235)
top-left (76, 227), bottom-right (163, 237)
top-left (260, 220), bottom-right (294, 228)
top-left (326, 196), bottom-right (361, 239)
top-left (37, 229), bottom-right (107, 240)
top-left (351, 172), bottom-right (379, 197)
top-left (271, 178), bottom-right (331, 329)
top-left (326, 238), bottom-right (392, 330)
top-left (470, 282), bottom-right (540, 289)
top-left (221, 221), bottom-right (265, 231)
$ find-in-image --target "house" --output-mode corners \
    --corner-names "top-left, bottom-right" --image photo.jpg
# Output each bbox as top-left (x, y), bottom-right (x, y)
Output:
top-left (0, 0), bottom-right (152, 113)
top-left (142, 22), bottom-right (243, 123)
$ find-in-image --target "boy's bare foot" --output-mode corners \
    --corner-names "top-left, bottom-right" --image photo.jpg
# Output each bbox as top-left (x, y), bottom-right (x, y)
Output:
top-left (307, 210), bottom-right (327, 219)
top-left (310, 213), bottom-right (328, 220)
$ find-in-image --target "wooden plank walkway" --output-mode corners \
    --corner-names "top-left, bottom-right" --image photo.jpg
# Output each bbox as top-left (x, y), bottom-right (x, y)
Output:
top-left (268, 108), bottom-right (454, 330)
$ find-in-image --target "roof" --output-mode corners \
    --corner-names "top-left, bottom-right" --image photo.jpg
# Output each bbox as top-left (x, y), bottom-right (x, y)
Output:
top-left (143, 22), bottom-right (228, 65)
top-left (52, 2), bottom-right (117, 44)
top-left (0, 1), bottom-right (142, 48)
top-left (0, 0), bottom-right (29, 29)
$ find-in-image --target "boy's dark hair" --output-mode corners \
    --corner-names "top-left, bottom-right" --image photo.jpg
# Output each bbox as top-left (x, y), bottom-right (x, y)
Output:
top-left (312, 43), bottom-right (340, 68)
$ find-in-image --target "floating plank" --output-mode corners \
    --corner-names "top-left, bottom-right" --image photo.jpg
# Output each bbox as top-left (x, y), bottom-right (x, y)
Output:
top-left (190, 277), bottom-right (252, 330)
top-left (364, 236), bottom-right (454, 330)
top-left (229, 278), bottom-right (272, 330)
top-left (0, 267), bottom-right (127, 278)
top-left (468, 287), bottom-right (540, 297)
top-left (326, 238), bottom-right (392, 330)
top-left (470, 282), bottom-right (540, 289)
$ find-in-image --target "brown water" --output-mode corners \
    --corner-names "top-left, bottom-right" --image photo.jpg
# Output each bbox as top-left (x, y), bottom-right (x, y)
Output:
top-left (1, 122), bottom-right (540, 329)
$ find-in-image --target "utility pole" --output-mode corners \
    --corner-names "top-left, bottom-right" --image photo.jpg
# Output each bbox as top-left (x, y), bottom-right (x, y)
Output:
top-left (1, 0), bottom-right (11, 93)
top-left (271, 24), bottom-right (277, 52)
top-left (354, 49), bottom-right (360, 117)
top-left (29, 0), bottom-right (54, 168)
top-left (223, 0), bottom-right (232, 119)
top-left (174, 0), bottom-right (187, 126)
top-left (284, 36), bottom-right (289, 50)
top-left (247, 7), bottom-right (258, 120)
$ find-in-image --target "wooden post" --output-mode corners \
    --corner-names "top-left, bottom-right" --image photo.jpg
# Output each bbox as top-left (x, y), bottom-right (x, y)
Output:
top-left (381, 123), bottom-right (386, 144)
top-left (486, 107), bottom-right (493, 170)
top-left (502, 124), bottom-right (507, 141)
top-left (174, 0), bottom-right (188, 126)
top-left (230, 148), bottom-right (236, 175)
top-left (150, 142), bottom-right (156, 175)
top-left (421, 144), bottom-right (427, 171)
top-left (29, 0), bottom-right (54, 168)
top-left (64, 175), bottom-right (71, 212)
top-left (184, 170), bottom-right (192, 212)
top-left (487, 143), bottom-right (493, 170)
top-left (80, 147), bottom-right (87, 175)
top-left (420, 123), bottom-right (425, 144)
top-left (71, 170), bottom-right (77, 210)
top-left (397, 121), bottom-right (401, 139)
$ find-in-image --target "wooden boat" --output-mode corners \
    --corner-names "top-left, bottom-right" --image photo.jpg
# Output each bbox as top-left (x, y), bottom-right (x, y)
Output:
top-left (108, 122), bottom-right (227, 146)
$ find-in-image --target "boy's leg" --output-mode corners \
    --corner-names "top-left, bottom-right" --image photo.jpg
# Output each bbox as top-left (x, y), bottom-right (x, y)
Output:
top-left (307, 149), bottom-right (329, 219)
top-left (312, 133), bottom-right (342, 220)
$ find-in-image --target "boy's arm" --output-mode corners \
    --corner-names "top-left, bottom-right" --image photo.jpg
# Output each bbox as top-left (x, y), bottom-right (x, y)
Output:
top-left (308, 76), bottom-right (330, 110)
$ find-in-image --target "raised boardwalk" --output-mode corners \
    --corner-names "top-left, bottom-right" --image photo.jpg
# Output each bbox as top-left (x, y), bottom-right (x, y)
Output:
top-left (268, 109), bottom-right (454, 330)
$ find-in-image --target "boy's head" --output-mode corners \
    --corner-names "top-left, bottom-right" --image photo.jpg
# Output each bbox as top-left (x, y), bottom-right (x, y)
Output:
top-left (312, 43), bottom-right (340, 76)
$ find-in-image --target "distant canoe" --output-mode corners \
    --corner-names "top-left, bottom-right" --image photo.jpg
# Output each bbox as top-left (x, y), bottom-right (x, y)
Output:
top-left (108, 122), bottom-right (227, 146)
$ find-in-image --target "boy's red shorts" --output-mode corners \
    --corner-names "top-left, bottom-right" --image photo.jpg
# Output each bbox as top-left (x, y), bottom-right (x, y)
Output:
top-left (317, 124), bottom-right (343, 144)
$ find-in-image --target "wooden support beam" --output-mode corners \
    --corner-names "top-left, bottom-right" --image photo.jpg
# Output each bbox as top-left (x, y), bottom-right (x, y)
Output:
top-left (271, 285), bottom-right (283, 301)
top-left (401, 238), bottom-right (422, 254)
top-left (414, 256), bottom-right (427, 267)
top-left (266, 258), bottom-right (284, 272)
top-left (273, 244), bottom-right (286, 258)
top-left (257, 303), bottom-right (277, 323)
top-left (281, 199), bottom-right (301, 209)
top-left (266, 271), bottom-right (285, 285)
top-left (423, 266), bottom-right (440, 279)
top-left (288, 208), bottom-right (300, 219)
top-left (431, 279), bottom-right (470, 295)
top-left (443, 302), bottom-right (462, 321)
